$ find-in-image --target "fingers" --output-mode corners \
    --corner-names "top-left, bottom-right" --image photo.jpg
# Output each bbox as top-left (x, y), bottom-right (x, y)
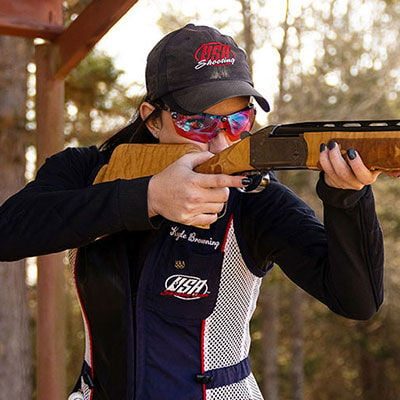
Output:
top-left (173, 199), bottom-right (227, 226)
top-left (319, 141), bottom-right (381, 190)
top-left (150, 183), bottom-right (229, 226)
top-left (196, 172), bottom-right (246, 189)
top-left (344, 148), bottom-right (381, 185)
top-left (147, 151), bottom-right (248, 225)
top-left (183, 212), bottom-right (222, 227)
top-left (183, 151), bottom-right (246, 189)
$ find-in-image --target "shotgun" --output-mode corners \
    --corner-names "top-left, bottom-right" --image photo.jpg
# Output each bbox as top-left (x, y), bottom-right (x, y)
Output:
top-left (94, 119), bottom-right (400, 191)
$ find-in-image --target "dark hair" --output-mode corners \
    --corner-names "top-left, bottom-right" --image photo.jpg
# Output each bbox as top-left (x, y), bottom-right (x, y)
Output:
top-left (99, 97), bottom-right (163, 157)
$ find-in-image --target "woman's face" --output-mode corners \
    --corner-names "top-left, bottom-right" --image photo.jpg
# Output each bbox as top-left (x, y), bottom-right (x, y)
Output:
top-left (141, 96), bottom-right (251, 154)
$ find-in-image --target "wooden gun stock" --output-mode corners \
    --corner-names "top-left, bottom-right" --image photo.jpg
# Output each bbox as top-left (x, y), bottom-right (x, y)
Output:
top-left (94, 119), bottom-right (400, 184)
top-left (197, 120), bottom-right (400, 174)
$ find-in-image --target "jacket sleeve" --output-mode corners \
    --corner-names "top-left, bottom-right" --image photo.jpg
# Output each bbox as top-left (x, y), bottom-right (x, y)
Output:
top-left (0, 146), bottom-right (154, 261)
top-left (240, 172), bottom-right (384, 320)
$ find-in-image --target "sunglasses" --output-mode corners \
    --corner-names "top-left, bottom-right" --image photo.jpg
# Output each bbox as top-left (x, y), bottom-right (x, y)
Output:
top-left (169, 104), bottom-right (256, 143)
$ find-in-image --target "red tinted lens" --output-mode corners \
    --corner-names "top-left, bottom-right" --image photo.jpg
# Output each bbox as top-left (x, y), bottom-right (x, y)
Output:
top-left (171, 106), bottom-right (255, 143)
top-left (171, 114), bottom-right (219, 143)
top-left (224, 107), bottom-right (255, 141)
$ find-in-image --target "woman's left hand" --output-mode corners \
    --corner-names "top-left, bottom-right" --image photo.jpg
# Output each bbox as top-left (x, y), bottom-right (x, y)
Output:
top-left (319, 141), bottom-right (383, 190)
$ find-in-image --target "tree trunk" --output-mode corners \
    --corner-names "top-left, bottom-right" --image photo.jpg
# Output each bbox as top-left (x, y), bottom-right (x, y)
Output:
top-left (290, 285), bottom-right (304, 400)
top-left (261, 280), bottom-right (280, 400)
top-left (239, 0), bottom-right (255, 75)
top-left (0, 35), bottom-right (32, 400)
top-left (357, 321), bottom-right (387, 400)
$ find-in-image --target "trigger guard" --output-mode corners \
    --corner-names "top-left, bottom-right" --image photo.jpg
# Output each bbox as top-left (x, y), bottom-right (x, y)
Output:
top-left (237, 172), bottom-right (270, 193)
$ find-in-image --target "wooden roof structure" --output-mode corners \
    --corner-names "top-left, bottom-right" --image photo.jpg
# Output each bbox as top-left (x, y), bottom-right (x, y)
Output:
top-left (0, 0), bottom-right (138, 78)
top-left (0, 1), bottom-right (139, 398)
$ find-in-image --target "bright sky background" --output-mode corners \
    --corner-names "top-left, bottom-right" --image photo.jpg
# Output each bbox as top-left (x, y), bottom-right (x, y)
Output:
top-left (96, 0), bottom-right (259, 85)
top-left (95, 0), bottom-right (293, 121)
top-left (94, 0), bottom-right (383, 115)
top-left (96, 0), bottom-right (165, 89)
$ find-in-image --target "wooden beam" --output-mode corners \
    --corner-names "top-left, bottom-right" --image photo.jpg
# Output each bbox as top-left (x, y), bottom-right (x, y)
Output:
top-left (0, 0), bottom-right (63, 39)
top-left (54, 0), bottom-right (138, 79)
top-left (0, 16), bottom-right (63, 39)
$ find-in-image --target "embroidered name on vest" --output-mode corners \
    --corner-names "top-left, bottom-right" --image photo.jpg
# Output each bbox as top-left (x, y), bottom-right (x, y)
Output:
top-left (160, 274), bottom-right (210, 300)
top-left (169, 226), bottom-right (220, 250)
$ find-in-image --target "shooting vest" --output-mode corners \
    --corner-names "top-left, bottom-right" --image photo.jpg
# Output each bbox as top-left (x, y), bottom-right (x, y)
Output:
top-left (68, 190), bottom-right (270, 400)
top-left (68, 145), bottom-right (271, 399)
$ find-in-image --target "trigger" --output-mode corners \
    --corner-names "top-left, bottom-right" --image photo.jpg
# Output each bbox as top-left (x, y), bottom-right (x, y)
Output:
top-left (237, 172), bottom-right (270, 193)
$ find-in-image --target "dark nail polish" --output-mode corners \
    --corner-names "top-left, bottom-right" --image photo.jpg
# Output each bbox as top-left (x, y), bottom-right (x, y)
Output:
top-left (347, 148), bottom-right (357, 160)
top-left (242, 177), bottom-right (252, 186)
top-left (328, 140), bottom-right (336, 150)
top-left (320, 143), bottom-right (326, 152)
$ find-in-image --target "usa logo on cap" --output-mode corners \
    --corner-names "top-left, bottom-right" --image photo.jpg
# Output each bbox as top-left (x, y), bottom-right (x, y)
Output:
top-left (194, 42), bottom-right (236, 70)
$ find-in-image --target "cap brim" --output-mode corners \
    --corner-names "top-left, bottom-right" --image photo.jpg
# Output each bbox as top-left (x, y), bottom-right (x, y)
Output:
top-left (168, 80), bottom-right (270, 113)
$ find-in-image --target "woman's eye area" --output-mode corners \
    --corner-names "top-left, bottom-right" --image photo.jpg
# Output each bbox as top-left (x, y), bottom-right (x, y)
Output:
top-left (186, 118), bottom-right (208, 129)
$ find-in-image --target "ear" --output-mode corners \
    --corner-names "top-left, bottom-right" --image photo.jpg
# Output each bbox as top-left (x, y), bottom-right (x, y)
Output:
top-left (140, 102), bottom-right (161, 138)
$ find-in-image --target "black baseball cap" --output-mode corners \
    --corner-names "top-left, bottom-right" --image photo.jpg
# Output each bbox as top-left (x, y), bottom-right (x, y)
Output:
top-left (145, 24), bottom-right (270, 114)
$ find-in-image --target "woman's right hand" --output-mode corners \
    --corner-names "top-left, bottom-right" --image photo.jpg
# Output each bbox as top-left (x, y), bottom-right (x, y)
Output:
top-left (147, 151), bottom-right (246, 226)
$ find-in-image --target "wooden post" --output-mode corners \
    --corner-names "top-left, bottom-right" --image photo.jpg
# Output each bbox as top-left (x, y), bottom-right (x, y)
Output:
top-left (35, 41), bottom-right (66, 400)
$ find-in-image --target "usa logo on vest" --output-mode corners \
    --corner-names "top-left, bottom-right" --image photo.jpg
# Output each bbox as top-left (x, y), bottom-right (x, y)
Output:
top-left (160, 274), bottom-right (210, 300)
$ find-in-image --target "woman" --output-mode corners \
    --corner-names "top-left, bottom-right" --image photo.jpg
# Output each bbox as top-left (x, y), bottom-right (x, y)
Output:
top-left (0, 24), bottom-right (385, 400)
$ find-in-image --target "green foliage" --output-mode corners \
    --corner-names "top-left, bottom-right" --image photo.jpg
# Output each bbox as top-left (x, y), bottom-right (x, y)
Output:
top-left (64, 50), bottom-right (141, 146)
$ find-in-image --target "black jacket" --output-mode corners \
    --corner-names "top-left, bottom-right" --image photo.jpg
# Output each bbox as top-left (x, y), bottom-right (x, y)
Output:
top-left (0, 145), bottom-right (383, 319)
top-left (0, 145), bottom-right (384, 398)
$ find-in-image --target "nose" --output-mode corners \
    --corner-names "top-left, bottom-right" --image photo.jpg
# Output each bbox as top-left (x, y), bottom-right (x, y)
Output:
top-left (208, 129), bottom-right (232, 154)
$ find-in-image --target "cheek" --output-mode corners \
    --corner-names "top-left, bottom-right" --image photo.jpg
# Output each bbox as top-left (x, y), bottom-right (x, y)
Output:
top-left (157, 121), bottom-right (179, 143)
top-left (156, 114), bottom-right (179, 143)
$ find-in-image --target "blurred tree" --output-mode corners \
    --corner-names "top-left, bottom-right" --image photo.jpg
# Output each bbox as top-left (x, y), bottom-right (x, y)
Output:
top-left (0, 35), bottom-right (33, 400)
top-left (267, 0), bottom-right (400, 123)
top-left (64, 49), bottom-right (138, 147)
top-left (63, 0), bottom-right (92, 24)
